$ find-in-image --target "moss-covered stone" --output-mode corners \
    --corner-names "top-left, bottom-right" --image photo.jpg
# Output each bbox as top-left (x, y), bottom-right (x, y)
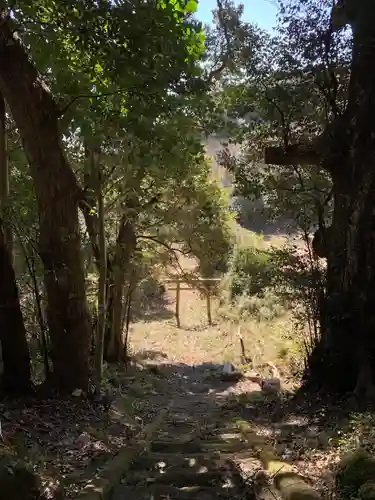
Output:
top-left (359, 481), bottom-right (375, 500)
top-left (336, 449), bottom-right (375, 499)
top-left (237, 420), bottom-right (321, 500)
top-left (0, 455), bottom-right (41, 500)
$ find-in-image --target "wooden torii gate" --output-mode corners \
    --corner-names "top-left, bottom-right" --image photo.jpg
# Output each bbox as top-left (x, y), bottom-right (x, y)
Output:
top-left (164, 277), bottom-right (221, 328)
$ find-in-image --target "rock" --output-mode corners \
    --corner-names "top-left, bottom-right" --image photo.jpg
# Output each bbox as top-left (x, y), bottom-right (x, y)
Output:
top-left (195, 363), bottom-right (222, 372)
top-left (41, 482), bottom-right (64, 500)
top-left (220, 364), bottom-right (243, 382)
top-left (222, 363), bottom-right (235, 375)
top-left (260, 378), bottom-right (281, 393)
top-left (0, 456), bottom-right (41, 500)
top-left (72, 388), bottom-right (84, 397)
top-left (244, 371), bottom-right (262, 384)
top-left (220, 371), bottom-right (243, 382)
top-left (77, 432), bottom-right (91, 449)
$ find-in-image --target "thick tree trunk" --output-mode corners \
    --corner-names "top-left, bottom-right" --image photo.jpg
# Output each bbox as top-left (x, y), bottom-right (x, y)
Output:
top-left (0, 88), bottom-right (31, 395)
top-left (0, 219), bottom-right (31, 394)
top-left (305, 9), bottom-right (375, 398)
top-left (105, 218), bottom-right (136, 362)
top-left (0, 92), bottom-right (12, 257)
top-left (0, 17), bottom-right (91, 392)
top-left (306, 183), bottom-right (375, 397)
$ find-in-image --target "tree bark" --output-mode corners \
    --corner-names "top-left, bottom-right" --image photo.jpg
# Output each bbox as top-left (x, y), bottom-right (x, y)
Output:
top-left (0, 218), bottom-right (32, 394)
top-left (105, 217), bottom-right (136, 362)
top-left (0, 16), bottom-right (91, 392)
top-left (0, 89), bottom-right (31, 395)
top-left (0, 91), bottom-right (12, 257)
top-left (303, 6), bottom-right (375, 397)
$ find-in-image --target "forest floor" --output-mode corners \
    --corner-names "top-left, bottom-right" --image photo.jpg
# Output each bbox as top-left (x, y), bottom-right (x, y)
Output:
top-left (2, 262), bottom-right (375, 498)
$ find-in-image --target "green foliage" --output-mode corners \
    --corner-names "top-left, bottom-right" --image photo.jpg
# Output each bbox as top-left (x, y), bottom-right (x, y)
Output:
top-left (210, 0), bottom-right (352, 234)
top-left (3, 0), bottom-right (290, 383)
top-left (336, 449), bottom-right (375, 500)
top-left (228, 246), bottom-right (274, 298)
top-left (219, 228), bottom-right (324, 330)
top-left (177, 168), bottom-right (235, 277)
top-left (136, 157), bottom-right (235, 279)
top-left (2, 0), bottom-right (221, 380)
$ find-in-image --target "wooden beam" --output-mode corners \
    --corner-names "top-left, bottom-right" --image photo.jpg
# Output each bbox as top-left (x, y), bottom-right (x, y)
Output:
top-left (165, 278), bottom-right (221, 284)
top-left (264, 143), bottom-right (323, 166)
top-left (206, 288), bottom-right (212, 326)
top-left (75, 408), bottom-right (169, 499)
top-left (168, 287), bottom-right (198, 291)
top-left (175, 281), bottom-right (180, 328)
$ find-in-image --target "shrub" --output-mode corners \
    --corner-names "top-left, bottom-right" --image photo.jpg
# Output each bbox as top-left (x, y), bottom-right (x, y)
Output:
top-left (228, 246), bottom-right (276, 299)
top-left (221, 233), bottom-right (325, 327)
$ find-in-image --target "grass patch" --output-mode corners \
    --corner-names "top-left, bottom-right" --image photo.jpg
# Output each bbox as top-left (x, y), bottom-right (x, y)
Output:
top-left (129, 287), bottom-right (303, 381)
top-left (129, 228), bottom-right (307, 381)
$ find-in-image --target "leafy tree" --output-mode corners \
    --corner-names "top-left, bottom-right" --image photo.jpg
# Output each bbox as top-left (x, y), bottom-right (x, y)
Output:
top-left (77, 112), bottom-right (233, 361)
top-left (0, 0), bottom-right (240, 392)
top-left (0, 0), bottom-right (205, 392)
top-left (220, 0), bottom-right (375, 399)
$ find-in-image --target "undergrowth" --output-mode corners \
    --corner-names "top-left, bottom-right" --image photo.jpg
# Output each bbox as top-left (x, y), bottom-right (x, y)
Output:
top-left (212, 229), bottom-right (325, 377)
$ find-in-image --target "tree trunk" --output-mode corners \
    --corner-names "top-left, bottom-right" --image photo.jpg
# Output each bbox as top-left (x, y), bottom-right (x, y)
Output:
top-left (0, 87), bottom-right (31, 395)
top-left (0, 92), bottom-right (12, 257)
top-left (94, 162), bottom-right (106, 393)
top-left (105, 217), bottom-right (136, 362)
top-left (304, 9), bottom-right (375, 398)
top-left (0, 219), bottom-right (32, 394)
top-left (0, 16), bottom-right (91, 392)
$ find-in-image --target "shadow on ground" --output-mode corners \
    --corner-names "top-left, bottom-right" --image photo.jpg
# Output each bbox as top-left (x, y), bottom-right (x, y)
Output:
top-left (179, 322), bottom-right (220, 332)
top-left (131, 294), bottom-right (175, 322)
top-left (1, 348), bottom-right (372, 499)
top-left (109, 352), bottom-right (263, 499)
top-left (134, 349), bottom-right (169, 361)
top-left (128, 348), bottom-right (375, 500)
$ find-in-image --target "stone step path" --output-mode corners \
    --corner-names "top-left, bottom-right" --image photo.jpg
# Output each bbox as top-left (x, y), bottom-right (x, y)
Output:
top-left (110, 393), bottom-right (257, 500)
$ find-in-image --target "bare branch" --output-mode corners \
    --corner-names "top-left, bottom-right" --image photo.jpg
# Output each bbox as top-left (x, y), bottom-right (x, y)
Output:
top-left (205, 0), bottom-right (236, 84)
top-left (138, 235), bottom-right (190, 255)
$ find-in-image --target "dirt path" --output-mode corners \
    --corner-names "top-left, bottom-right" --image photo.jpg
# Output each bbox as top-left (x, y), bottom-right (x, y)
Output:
top-left (111, 359), bottom-right (264, 499)
top-left (119, 273), bottom-right (337, 499)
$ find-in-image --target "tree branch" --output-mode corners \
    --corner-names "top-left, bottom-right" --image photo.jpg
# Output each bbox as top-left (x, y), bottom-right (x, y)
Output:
top-left (78, 190), bottom-right (113, 274)
top-left (139, 236), bottom-right (197, 281)
top-left (58, 88), bottom-right (128, 117)
top-left (138, 235), bottom-right (190, 254)
top-left (205, 0), bottom-right (235, 85)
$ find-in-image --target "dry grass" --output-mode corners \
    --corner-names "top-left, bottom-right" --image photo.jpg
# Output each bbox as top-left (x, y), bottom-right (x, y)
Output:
top-left (129, 283), bottom-right (302, 377)
top-left (233, 225), bottom-right (306, 251)
top-left (130, 230), bottom-right (305, 377)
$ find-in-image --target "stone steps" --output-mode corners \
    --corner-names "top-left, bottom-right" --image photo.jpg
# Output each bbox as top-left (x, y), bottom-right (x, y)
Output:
top-left (110, 421), bottom-right (254, 500)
